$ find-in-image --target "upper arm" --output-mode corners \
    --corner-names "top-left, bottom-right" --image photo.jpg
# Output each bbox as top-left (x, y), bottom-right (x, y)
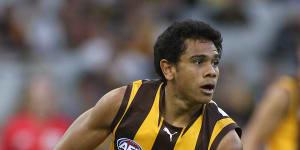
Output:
top-left (243, 82), bottom-right (290, 149)
top-left (88, 86), bottom-right (127, 130)
top-left (217, 130), bottom-right (242, 150)
top-left (54, 86), bottom-right (127, 150)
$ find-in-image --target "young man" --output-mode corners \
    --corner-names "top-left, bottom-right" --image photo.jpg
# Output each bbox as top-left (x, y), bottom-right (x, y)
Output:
top-left (54, 20), bottom-right (242, 150)
top-left (243, 44), bottom-right (300, 150)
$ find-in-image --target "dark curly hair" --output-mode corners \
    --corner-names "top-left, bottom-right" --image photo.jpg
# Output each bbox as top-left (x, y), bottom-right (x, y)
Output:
top-left (154, 19), bottom-right (223, 82)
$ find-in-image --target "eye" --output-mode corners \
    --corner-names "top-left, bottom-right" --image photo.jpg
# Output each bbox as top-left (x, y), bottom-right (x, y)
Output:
top-left (193, 60), bottom-right (203, 65)
top-left (212, 59), bottom-right (220, 67)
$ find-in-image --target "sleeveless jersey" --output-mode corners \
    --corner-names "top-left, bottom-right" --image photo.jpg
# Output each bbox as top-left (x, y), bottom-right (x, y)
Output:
top-left (267, 76), bottom-right (300, 150)
top-left (110, 79), bottom-right (241, 150)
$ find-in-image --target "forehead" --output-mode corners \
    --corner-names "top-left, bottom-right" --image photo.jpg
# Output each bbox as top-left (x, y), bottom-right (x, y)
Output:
top-left (183, 39), bottom-right (218, 56)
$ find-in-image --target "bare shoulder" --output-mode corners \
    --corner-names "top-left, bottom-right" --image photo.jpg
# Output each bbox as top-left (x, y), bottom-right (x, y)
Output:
top-left (262, 79), bottom-right (290, 111)
top-left (88, 86), bottom-right (128, 129)
top-left (217, 130), bottom-right (242, 150)
top-left (267, 78), bottom-right (290, 98)
top-left (94, 86), bottom-right (127, 112)
top-left (242, 78), bottom-right (290, 150)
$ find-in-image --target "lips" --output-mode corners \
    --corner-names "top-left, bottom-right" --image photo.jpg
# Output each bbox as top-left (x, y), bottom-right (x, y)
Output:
top-left (200, 83), bottom-right (215, 95)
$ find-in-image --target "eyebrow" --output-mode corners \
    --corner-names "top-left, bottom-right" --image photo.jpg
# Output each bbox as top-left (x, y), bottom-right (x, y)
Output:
top-left (190, 54), bottom-right (220, 60)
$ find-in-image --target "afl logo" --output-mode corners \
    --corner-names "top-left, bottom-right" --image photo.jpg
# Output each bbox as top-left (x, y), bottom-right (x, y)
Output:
top-left (117, 138), bottom-right (142, 150)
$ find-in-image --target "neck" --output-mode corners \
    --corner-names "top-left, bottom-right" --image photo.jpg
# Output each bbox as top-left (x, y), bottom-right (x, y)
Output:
top-left (163, 83), bottom-right (203, 128)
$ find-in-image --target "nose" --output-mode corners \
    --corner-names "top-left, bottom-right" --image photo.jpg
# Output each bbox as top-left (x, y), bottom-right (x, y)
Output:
top-left (203, 65), bottom-right (217, 78)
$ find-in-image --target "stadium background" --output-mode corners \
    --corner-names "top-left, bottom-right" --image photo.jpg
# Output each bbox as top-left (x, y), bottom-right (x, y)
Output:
top-left (0, 0), bottom-right (299, 149)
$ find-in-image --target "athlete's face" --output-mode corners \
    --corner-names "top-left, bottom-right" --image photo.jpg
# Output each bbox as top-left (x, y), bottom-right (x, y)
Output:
top-left (173, 39), bottom-right (220, 104)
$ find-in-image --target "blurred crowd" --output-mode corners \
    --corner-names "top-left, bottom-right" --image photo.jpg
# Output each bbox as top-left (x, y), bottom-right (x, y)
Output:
top-left (0, 0), bottom-right (299, 149)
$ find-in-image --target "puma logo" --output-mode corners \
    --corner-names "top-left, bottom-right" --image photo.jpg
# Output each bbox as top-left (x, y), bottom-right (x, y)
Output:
top-left (163, 127), bottom-right (178, 142)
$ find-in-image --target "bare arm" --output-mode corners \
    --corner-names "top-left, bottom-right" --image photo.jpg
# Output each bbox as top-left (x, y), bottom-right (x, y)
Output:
top-left (54, 86), bottom-right (127, 150)
top-left (243, 82), bottom-right (289, 150)
top-left (217, 130), bottom-right (243, 150)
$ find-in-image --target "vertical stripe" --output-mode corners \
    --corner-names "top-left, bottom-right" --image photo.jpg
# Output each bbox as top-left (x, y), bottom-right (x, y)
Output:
top-left (173, 105), bottom-right (205, 150)
top-left (110, 84), bottom-right (132, 131)
top-left (194, 101), bottom-right (231, 150)
top-left (158, 84), bottom-right (166, 126)
top-left (110, 80), bottom-right (143, 150)
top-left (208, 118), bottom-right (236, 150)
top-left (114, 80), bottom-right (161, 149)
top-left (151, 120), bottom-right (183, 150)
top-left (210, 124), bottom-right (241, 150)
top-left (133, 83), bottom-right (164, 150)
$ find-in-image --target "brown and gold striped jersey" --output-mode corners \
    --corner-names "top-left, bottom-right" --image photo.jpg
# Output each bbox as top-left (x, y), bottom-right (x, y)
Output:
top-left (266, 76), bottom-right (300, 150)
top-left (110, 79), bottom-right (241, 150)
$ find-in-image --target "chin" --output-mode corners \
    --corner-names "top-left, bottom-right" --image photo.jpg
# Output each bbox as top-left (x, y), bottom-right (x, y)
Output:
top-left (194, 98), bottom-right (211, 104)
top-left (202, 99), bottom-right (211, 104)
top-left (198, 95), bottom-right (213, 104)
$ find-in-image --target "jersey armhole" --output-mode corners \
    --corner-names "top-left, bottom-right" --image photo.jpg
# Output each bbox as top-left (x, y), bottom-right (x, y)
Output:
top-left (110, 84), bottom-right (133, 132)
top-left (210, 123), bottom-right (242, 150)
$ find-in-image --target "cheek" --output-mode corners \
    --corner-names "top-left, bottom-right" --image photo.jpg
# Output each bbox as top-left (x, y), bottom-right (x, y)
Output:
top-left (178, 69), bottom-right (200, 86)
top-left (175, 63), bottom-right (203, 82)
top-left (174, 69), bottom-right (188, 84)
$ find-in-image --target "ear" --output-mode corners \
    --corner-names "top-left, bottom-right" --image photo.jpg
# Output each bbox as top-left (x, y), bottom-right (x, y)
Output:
top-left (160, 59), bottom-right (176, 81)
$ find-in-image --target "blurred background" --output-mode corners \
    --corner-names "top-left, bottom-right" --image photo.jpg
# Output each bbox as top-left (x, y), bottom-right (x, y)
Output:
top-left (0, 0), bottom-right (299, 149)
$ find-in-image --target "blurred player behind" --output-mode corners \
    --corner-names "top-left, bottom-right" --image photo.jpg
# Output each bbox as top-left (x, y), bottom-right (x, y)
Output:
top-left (243, 42), bottom-right (300, 150)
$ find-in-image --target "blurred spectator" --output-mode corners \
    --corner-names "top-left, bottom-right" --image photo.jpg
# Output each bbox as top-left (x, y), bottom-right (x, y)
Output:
top-left (109, 49), bottom-right (154, 84)
top-left (60, 0), bottom-right (110, 50)
top-left (77, 37), bottom-right (115, 71)
top-left (0, 75), bottom-right (71, 150)
top-left (0, 6), bottom-right (30, 59)
top-left (210, 0), bottom-right (249, 26)
top-left (266, 13), bottom-right (300, 76)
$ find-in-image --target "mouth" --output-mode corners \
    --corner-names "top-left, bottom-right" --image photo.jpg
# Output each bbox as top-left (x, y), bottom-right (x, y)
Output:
top-left (200, 84), bottom-right (215, 95)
